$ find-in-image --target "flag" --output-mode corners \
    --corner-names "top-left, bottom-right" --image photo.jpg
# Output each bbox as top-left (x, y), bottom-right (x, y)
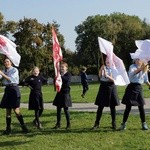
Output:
top-left (52, 27), bottom-right (63, 92)
top-left (0, 35), bottom-right (21, 66)
top-left (98, 37), bottom-right (114, 66)
top-left (130, 39), bottom-right (150, 63)
top-left (98, 37), bottom-right (130, 86)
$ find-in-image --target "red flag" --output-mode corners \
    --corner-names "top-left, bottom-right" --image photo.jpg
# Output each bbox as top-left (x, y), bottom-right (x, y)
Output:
top-left (52, 27), bottom-right (63, 92)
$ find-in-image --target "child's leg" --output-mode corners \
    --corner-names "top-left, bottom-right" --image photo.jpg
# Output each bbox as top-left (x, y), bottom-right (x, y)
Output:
top-left (122, 105), bottom-right (132, 123)
top-left (3, 109), bottom-right (12, 134)
top-left (14, 108), bottom-right (28, 132)
top-left (54, 107), bottom-right (61, 128)
top-left (81, 85), bottom-right (86, 97)
top-left (82, 84), bottom-right (89, 98)
top-left (83, 85), bottom-right (88, 95)
top-left (64, 107), bottom-right (70, 129)
top-left (39, 109), bottom-right (43, 117)
top-left (119, 105), bottom-right (132, 130)
top-left (110, 106), bottom-right (116, 129)
top-left (34, 109), bottom-right (42, 128)
top-left (92, 106), bottom-right (104, 129)
top-left (138, 105), bottom-right (145, 123)
top-left (138, 106), bottom-right (149, 130)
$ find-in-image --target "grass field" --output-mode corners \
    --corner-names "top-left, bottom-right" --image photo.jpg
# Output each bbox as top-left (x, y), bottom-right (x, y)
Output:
top-left (0, 108), bottom-right (150, 150)
top-left (0, 83), bottom-right (150, 150)
top-left (0, 82), bottom-right (148, 103)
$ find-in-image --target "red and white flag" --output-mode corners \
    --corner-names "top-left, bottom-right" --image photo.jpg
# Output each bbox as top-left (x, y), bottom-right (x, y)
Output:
top-left (0, 35), bottom-right (21, 66)
top-left (52, 27), bottom-right (63, 92)
top-left (98, 37), bottom-right (130, 86)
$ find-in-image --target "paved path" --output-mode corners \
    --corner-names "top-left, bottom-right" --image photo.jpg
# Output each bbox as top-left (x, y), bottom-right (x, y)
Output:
top-left (20, 98), bottom-right (150, 114)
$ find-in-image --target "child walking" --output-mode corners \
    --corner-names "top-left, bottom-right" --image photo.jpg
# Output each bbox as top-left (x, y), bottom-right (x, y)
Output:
top-left (22, 66), bottom-right (47, 129)
top-left (92, 59), bottom-right (120, 130)
top-left (53, 62), bottom-right (72, 129)
top-left (80, 66), bottom-right (92, 98)
top-left (0, 57), bottom-right (28, 134)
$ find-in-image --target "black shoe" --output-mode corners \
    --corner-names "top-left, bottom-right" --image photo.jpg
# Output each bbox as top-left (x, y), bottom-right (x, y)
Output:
top-left (21, 125), bottom-right (28, 133)
top-left (81, 94), bottom-right (85, 98)
top-left (3, 127), bottom-right (11, 135)
top-left (33, 119), bottom-right (38, 127)
top-left (112, 122), bottom-right (116, 130)
top-left (52, 124), bottom-right (61, 129)
top-left (66, 123), bottom-right (71, 130)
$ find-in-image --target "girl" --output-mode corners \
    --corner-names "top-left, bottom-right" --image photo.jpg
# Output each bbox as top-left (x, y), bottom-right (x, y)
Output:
top-left (120, 59), bottom-right (150, 130)
top-left (92, 59), bottom-right (120, 130)
top-left (22, 66), bottom-right (47, 129)
top-left (53, 62), bottom-right (72, 129)
top-left (0, 58), bottom-right (28, 134)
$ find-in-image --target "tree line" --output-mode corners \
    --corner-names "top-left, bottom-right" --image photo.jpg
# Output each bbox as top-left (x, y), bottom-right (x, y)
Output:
top-left (0, 12), bottom-right (150, 80)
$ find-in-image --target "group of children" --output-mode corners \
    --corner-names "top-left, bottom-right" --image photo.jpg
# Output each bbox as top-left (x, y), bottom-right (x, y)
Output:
top-left (0, 56), bottom-right (150, 135)
top-left (81, 57), bottom-right (150, 131)
top-left (0, 58), bottom-right (71, 135)
top-left (93, 58), bottom-right (150, 130)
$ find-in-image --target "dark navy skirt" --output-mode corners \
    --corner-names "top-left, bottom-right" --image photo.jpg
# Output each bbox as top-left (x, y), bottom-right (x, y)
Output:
top-left (28, 90), bottom-right (44, 110)
top-left (53, 90), bottom-right (72, 108)
top-left (95, 81), bottom-right (120, 107)
top-left (0, 85), bottom-right (21, 109)
top-left (122, 83), bottom-right (145, 106)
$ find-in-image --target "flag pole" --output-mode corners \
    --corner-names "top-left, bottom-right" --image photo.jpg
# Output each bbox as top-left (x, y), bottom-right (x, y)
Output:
top-left (98, 49), bottom-right (105, 80)
top-left (100, 49), bottom-right (104, 65)
top-left (98, 37), bottom-right (104, 65)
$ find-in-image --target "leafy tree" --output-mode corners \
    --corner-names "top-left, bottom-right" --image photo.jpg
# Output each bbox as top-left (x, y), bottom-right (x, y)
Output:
top-left (13, 18), bottom-right (65, 79)
top-left (75, 12), bottom-right (150, 72)
top-left (0, 12), bottom-right (69, 80)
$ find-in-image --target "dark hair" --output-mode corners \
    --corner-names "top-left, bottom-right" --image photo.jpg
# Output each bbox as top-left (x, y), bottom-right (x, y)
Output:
top-left (3, 57), bottom-right (12, 64)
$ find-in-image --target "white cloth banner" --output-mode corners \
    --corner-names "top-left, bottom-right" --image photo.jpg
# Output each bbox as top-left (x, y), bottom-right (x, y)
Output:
top-left (98, 37), bottom-right (130, 86)
top-left (0, 35), bottom-right (21, 66)
top-left (130, 39), bottom-right (150, 63)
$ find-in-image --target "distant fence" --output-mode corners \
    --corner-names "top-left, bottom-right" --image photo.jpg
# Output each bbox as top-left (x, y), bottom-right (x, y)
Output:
top-left (47, 75), bottom-right (99, 84)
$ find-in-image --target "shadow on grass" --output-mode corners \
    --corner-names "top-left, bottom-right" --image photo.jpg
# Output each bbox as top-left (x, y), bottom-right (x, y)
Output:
top-left (0, 139), bottom-right (32, 147)
top-left (0, 126), bottom-right (119, 138)
top-left (1, 125), bottom-right (148, 139)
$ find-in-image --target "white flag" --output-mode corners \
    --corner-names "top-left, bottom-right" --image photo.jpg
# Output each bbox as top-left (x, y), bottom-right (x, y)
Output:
top-left (98, 37), bottom-right (130, 86)
top-left (130, 39), bottom-right (150, 63)
top-left (0, 35), bottom-right (21, 66)
top-left (112, 53), bottom-right (130, 85)
top-left (98, 37), bottom-right (114, 66)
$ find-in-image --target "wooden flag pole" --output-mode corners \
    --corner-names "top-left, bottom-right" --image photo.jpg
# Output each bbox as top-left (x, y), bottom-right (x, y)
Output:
top-left (100, 50), bottom-right (104, 65)
top-left (98, 50), bottom-right (105, 78)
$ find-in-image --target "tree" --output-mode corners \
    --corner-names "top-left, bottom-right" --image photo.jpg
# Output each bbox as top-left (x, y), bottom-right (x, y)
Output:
top-left (75, 12), bottom-right (150, 72)
top-left (13, 18), bottom-right (65, 79)
top-left (0, 12), bottom-right (69, 80)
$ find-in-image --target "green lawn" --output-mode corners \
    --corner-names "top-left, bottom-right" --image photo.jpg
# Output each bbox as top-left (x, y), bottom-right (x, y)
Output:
top-left (0, 83), bottom-right (149, 103)
top-left (18, 83), bottom-right (150, 103)
top-left (0, 83), bottom-right (150, 149)
top-left (0, 109), bottom-right (150, 150)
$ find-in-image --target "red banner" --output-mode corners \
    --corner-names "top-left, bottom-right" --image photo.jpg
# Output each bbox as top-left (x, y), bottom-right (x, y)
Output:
top-left (52, 27), bottom-right (63, 92)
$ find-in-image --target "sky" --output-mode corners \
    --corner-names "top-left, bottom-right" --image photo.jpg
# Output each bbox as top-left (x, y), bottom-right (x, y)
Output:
top-left (0, 0), bottom-right (150, 51)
